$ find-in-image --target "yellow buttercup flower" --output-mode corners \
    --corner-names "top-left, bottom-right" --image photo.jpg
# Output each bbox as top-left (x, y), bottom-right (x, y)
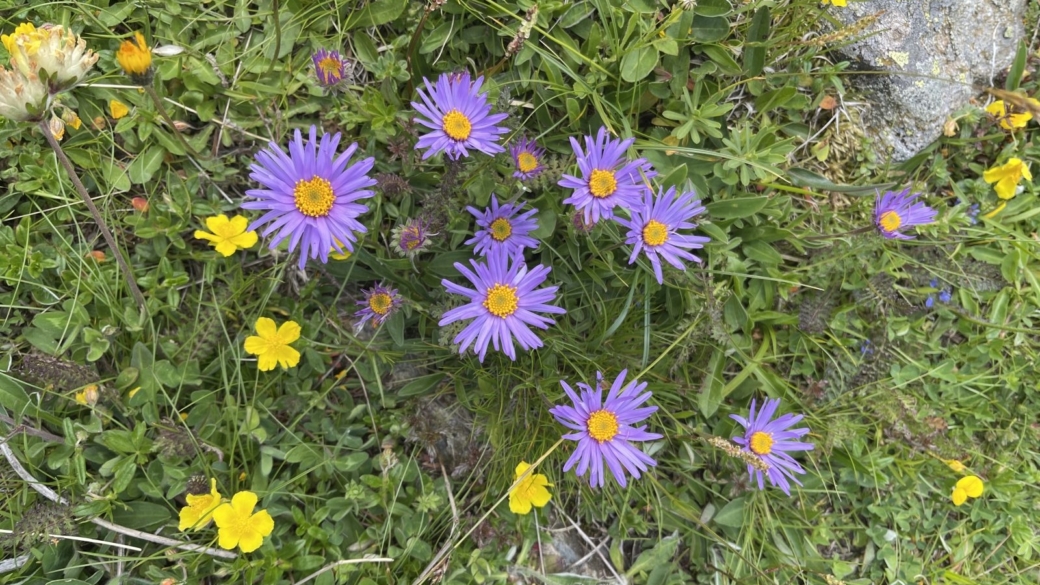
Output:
top-left (116, 32), bottom-right (152, 79)
top-left (508, 461), bottom-right (552, 515)
top-left (244, 317), bottom-right (301, 371)
top-left (109, 99), bottom-right (129, 119)
top-left (821, 0), bottom-right (846, 6)
top-left (983, 157), bottom-right (1032, 200)
top-left (951, 475), bottom-right (984, 506)
top-left (193, 214), bottom-right (258, 257)
top-left (986, 99), bottom-right (1037, 130)
top-left (2, 23), bottom-right (98, 93)
top-left (178, 478), bottom-right (223, 531)
top-left (212, 491), bottom-right (274, 553)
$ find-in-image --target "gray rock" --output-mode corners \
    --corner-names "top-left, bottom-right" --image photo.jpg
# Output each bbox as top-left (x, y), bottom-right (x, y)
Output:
top-left (832, 0), bottom-right (1027, 161)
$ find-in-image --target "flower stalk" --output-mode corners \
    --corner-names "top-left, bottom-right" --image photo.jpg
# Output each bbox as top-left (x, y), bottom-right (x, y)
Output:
top-left (39, 119), bottom-right (147, 310)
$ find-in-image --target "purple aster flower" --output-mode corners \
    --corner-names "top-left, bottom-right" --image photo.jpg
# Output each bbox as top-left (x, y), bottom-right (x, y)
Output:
top-left (510, 135), bottom-right (546, 181)
top-left (874, 188), bottom-right (937, 240)
top-left (618, 185), bottom-right (710, 285)
top-left (354, 284), bottom-right (402, 333)
top-left (549, 370), bottom-right (662, 488)
top-left (312, 49), bottom-right (348, 87)
top-left (465, 195), bottom-right (539, 257)
top-left (730, 398), bottom-right (814, 495)
top-left (412, 72), bottom-right (508, 160)
top-left (392, 217), bottom-right (435, 258)
top-left (243, 126), bottom-right (375, 269)
top-left (438, 249), bottom-right (565, 362)
top-left (558, 126), bottom-right (656, 223)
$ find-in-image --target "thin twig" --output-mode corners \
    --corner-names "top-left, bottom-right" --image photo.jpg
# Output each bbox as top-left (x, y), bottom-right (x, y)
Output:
top-left (295, 557), bottom-right (394, 585)
top-left (0, 528), bottom-right (142, 551)
top-left (0, 440), bottom-right (236, 560)
top-left (143, 85), bottom-right (201, 158)
top-left (0, 413), bottom-right (63, 443)
top-left (39, 120), bottom-right (147, 310)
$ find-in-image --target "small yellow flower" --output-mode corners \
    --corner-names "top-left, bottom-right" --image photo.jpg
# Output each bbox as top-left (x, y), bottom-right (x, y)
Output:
top-left (109, 99), bottom-right (129, 120)
top-left (951, 475), bottom-right (984, 506)
top-left (61, 109), bottom-right (81, 130)
top-left (212, 491), bottom-right (274, 553)
top-left (179, 412), bottom-right (189, 422)
top-left (983, 157), bottom-right (1032, 200)
top-left (508, 461), bottom-right (552, 515)
top-left (986, 99), bottom-right (1037, 130)
top-left (74, 384), bottom-right (99, 407)
top-left (244, 317), bottom-right (301, 371)
top-left (178, 478), bottom-right (223, 531)
top-left (128, 387), bottom-right (141, 399)
top-left (821, 0), bottom-right (847, 6)
top-left (944, 459), bottom-right (966, 473)
top-left (193, 215), bottom-right (258, 257)
top-left (48, 114), bottom-right (65, 140)
top-left (116, 32), bottom-right (152, 77)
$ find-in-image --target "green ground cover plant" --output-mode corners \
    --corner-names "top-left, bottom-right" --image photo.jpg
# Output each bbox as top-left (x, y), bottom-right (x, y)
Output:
top-left (1, 0), bottom-right (1039, 583)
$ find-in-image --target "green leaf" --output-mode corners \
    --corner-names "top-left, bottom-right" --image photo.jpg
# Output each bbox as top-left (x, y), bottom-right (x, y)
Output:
top-left (353, 34), bottom-right (379, 67)
top-left (1006, 41), bottom-right (1028, 91)
top-left (690, 16), bottom-right (729, 43)
top-left (714, 497), bottom-right (745, 527)
top-left (397, 373), bottom-right (446, 397)
top-left (626, 532), bottom-right (679, 577)
top-left (620, 46), bottom-right (659, 83)
top-left (529, 208), bottom-right (557, 240)
top-left (694, 0), bottom-right (732, 16)
top-left (786, 167), bottom-right (896, 194)
top-left (349, 0), bottom-right (408, 29)
top-left (386, 308), bottom-right (405, 347)
top-left (127, 146), bottom-right (165, 185)
top-left (743, 7), bottom-right (770, 77)
top-left (705, 196), bottom-right (770, 219)
top-left (111, 502), bottom-right (171, 530)
top-left (0, 376), bottom-right (34, 418)
top-left (698, 348), bottom-right (725, 418)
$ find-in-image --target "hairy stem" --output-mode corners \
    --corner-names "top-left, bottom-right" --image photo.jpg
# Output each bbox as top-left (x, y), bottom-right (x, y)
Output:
top-left (144, 84), bottom-right (200, 157)
top-left (39, 120), bottom-right (147, 310)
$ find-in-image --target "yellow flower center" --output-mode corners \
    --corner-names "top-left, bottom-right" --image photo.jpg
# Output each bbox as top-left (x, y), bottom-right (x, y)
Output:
top-left (517, 152), bottom-right (539, 173)
top-left (749, 431), bottom-right (773, 455)
top-left (588, 169), bottom-right (618, 198)
top-left (879, 210), bottom-right (902, 232)
top-left (489, 218), bottom-right (513, 242)
top-left (369, 293), bottom-right (393, 315)
top-left (586, 409), bottom-right (619, 443)
top-left (293, 176), bottom-right (335, 217)
top-left (442, 109), bottom-right (472, 141)
top-left (318, 56), bottom-right (343, 80)
top-left (642, 220), bottom-right (668, 246)
top-left (483, 284), bottom-right (519, 318)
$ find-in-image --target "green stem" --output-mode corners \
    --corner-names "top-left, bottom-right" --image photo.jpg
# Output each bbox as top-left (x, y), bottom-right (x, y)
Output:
top-left (39, 120), bottom-right (147, 311)
top-left (143, 84), bottom-right (200, 158)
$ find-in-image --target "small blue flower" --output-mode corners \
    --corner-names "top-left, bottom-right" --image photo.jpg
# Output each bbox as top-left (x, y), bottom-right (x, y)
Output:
top-left (929, 278), bottom-right (938, 288)
top-left (860, 339), bottom-right (874, 356)
top-left (939, 289), bottom-right (952, 304)
top-left (925, 295), bottom-right (935, 308)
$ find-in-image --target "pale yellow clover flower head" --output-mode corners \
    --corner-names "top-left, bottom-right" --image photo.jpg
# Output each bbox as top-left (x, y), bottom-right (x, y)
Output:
top-left (0, 66), bottom-right (47, 121)
top-left (985, 99), bottom-right (1037, 131)
top-left (212, 491), bottom-right (274, 553)
top-left (178, 478), bottom-right (223, 531)
top-left (109, 99), bottom-right (129, 120)
top-left (983, 157), bottom-right (1032, 200)
top-left (193, 214), bottom-right (258, 257)
top-left (244, 317), bottom-right (301, 371)
top-left (1, 23), bottom-right (98, 94)
top-left (951, 475), bottom-right (984, 506)
top-left (508, 461), bottom-right (553, 515)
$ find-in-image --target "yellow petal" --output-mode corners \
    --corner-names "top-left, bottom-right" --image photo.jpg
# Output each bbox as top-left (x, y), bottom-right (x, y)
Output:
top-left (211, 502), bottom-right (236, 527)
top-left (985, 101), bottom-right (1006, 117)
top-left (217, 528), bottom-right (240, 551)
top-left (194, 229), bottom-right (219, 243)
top-left (983, 202), bottom-right (1007, 218)
top-left (178, 506), bottom-right (201, 531)
top-left (231, 491), bottom-right (259, 515)
top-left (514, 461), bottom-right (531, 479)
top-left (256, 353), bottom-right (278, 372)
top-left (276, 320), bottom-right (302, 344)
top-left (956, 475), bottom-right (984, 498)
top-left (254, 317), bottom-right (278, 340)
top-left (110, 99), bottom-right (129, 119)
top-left (944, 459), bottom-right (966, 473)
top-left (528, 484), bottom-right (552, 508)
top-left (243, 335), bottom-right (269, 357)
top-left (983, 165), bottom-right (1009, 185)
top-left (226, 215), bottom-right (250, 235)
top-left (509, 493), bottom-right (533, 514)
top-left (251, 509), bottom-right (275, 537)
top-left (214, 240), bottom-right (239, 257)
top-left (227, 230), bottom-right (258, 249)
top-left (237, 529), bottom-right (265, 553)
top-left (996, 177), bottom-right (1018, 200)
top-left (269, 345), bottom-right (301, 369)
top-left (951, 486), bottom-right (967, 506)
top-left (205, 214), bottom-right (231, 233)
top-left (1022, 163), bottom-right (1032, 182)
